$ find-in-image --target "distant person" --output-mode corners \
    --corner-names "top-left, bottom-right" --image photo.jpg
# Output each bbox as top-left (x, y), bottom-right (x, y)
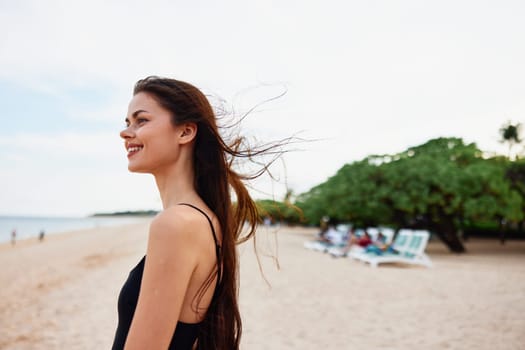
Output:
top-left (112, 76), bottom-right (280, 350)
top-left (11, 229), bottom-right (16, 245)
top-left (353, 230), bottom-right (373, 248)
top-left (365, 232), bottom-right (399, 255)
top-left (371, 231), bottom-right (387, 248)
top-left (333, 229), bottom-right (373, 257)
top-left (316, 225), bottom-right (330, 243)
top-left (39, 229), bottom-right (45, 242)
top-left (316, 216), bottom-right (331, 241)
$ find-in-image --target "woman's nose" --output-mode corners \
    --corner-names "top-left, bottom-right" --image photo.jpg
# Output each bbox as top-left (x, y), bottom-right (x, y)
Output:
top-left (120, 126), bottom-right (133, 139)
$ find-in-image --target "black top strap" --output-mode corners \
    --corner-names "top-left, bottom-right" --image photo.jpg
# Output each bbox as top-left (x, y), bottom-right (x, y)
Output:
top-left (177, 203), bottom-right (222, 284)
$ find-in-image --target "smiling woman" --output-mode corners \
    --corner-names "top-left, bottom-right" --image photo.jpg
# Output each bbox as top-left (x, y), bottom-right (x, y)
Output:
top-left (112, 76), bottom-right (278, 350)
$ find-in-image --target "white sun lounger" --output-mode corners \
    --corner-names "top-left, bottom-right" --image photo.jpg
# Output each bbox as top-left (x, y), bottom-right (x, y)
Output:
top-left (350, 230), bottom-right (433, 268)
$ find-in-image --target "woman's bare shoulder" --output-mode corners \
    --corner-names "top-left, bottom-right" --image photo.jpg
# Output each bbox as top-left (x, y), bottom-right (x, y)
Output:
top-left (148, 205), bottom-right (210, 245)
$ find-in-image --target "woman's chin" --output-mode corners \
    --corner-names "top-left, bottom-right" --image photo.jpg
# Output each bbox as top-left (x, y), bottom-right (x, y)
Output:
top-left (127, 164), bottom-right (147, 173)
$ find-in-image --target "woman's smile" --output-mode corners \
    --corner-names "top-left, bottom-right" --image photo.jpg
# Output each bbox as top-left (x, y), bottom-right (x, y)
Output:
top-left (126, 143), bottom-right (144, 158)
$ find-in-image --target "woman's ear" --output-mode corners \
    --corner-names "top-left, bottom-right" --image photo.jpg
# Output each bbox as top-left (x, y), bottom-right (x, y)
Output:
top-left (179, 122), bottom-right (197, 144)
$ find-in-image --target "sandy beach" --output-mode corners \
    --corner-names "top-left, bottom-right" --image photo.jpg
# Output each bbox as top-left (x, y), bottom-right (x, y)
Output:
top-left (1, 222), bottom-right (524, 350)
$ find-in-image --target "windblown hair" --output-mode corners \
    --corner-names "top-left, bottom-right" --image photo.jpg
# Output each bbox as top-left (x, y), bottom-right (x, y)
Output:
top-left (134, 76), bottom-right (276, 350)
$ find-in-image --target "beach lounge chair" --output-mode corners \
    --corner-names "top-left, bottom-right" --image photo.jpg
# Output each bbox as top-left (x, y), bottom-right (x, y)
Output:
top-left (327, 244), bottom-right (362, 257)
top-left (303, 240), bottom-right (333, 252)
top-left (303, 228), bottom-right (346, 253)
top-left (328, 227), bottom-right (395, 258)
top-left (303, 227), bottom-right (348, 253)
top-left (326, 228), bottom-right (366, 257)
top-left (349, 230), bottom-right (433, 268)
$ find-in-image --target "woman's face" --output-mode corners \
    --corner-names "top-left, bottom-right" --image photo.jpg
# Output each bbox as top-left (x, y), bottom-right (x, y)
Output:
top-left (120, 92), bottom-right (184, 174)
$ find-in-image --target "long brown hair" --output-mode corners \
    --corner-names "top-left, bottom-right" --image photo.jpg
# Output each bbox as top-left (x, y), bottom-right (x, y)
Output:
top-left (134, 76), bottom-right (277, 349)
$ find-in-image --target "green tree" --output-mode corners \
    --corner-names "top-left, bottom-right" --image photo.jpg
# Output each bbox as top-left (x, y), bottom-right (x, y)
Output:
top-left (256, 189), bottom-right (303, 225)
top-left (505, 159), bottom-right (525, 232)
top-left (295, 160), bottom-right (392, 227)
top-left (380, 138), bottom-right (481, 252)
top-left (295, 137), bottom-right (524, 253)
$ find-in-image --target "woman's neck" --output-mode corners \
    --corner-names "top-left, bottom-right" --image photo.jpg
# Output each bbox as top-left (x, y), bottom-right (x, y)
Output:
top-left (154, 163), bottom-right (198, 209)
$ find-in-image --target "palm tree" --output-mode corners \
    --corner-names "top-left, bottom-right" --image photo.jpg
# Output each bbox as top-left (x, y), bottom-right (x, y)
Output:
top-left (499, 121), bottom-right (523, 160)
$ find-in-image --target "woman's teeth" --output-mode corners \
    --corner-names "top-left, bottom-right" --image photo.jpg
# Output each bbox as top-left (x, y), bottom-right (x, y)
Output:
top-left (128, 146), bottom-right (143, 153)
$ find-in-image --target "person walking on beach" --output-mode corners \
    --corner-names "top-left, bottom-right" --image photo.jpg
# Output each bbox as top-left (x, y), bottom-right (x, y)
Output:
top-left (38, 229), bottom-right (45, 242)
top-left (11, 229), bottom-right (16, 245)
top-left (112, 76), bottom-right (272, 350)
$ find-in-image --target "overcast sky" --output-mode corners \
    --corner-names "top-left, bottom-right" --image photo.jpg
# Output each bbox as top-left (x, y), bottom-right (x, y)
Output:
top-left (1, 0), bottom-right (524, 216)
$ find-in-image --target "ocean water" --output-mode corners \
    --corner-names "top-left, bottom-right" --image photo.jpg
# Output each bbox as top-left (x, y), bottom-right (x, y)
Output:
top-left (0, 215), bottom-right (149, 244)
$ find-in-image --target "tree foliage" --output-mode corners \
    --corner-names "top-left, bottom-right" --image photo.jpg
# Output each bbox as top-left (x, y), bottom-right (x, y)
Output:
top-left (295, 137), bottom-right (524, 252)
top-left (256, 199), bottom-right (303, 225)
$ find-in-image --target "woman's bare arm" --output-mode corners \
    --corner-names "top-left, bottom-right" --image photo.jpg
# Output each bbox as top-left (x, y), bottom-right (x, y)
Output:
top-left (124, 208), bottom-right (200, 350)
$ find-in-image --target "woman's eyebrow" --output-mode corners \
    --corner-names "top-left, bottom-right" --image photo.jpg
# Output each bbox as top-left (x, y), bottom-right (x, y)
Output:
top-left (125, 109), bottom-right (148, 123)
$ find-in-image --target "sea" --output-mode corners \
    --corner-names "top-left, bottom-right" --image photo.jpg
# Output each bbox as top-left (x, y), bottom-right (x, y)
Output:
top-left (0, 215), bottom-right (149, 244)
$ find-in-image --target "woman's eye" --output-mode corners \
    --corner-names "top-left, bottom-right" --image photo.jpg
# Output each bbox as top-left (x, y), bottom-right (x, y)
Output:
top-left (137, 118), bottom-right (148, 124)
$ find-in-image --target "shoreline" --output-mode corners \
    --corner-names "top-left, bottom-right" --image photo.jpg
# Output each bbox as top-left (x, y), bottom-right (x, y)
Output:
top-left (0, 216), bottom-right (152, 246)
top-left (0, 219), bottom-right (152, 251)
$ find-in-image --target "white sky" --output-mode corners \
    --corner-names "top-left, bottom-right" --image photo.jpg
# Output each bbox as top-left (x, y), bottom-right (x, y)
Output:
top-left (0, 0), bottom-right (524, 216)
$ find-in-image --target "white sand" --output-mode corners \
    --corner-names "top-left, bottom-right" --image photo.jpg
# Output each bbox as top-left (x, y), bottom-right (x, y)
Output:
top-left (0, 223), bottom-right (524, 349)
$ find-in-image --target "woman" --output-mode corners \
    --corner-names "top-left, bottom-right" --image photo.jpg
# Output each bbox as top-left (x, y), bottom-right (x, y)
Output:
top-left (112, 76), bottom-right (262, 350)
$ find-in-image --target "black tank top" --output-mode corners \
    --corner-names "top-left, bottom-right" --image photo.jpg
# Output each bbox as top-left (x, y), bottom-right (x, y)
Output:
top-left (111, 203), bottom-right (221, 350)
